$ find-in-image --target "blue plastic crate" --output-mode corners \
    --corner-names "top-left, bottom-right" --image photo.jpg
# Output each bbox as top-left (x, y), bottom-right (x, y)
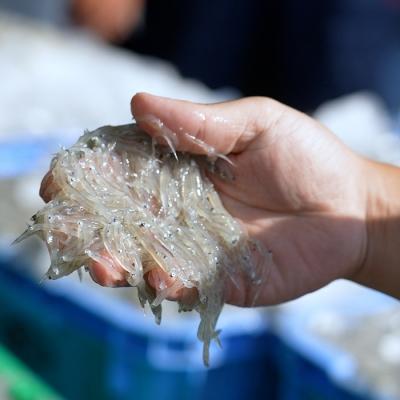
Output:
top-left (0, 254), bottom-right (278, 400)
top-left (274, 282), bottom-right (399, 400)
top-left (276, 340), bottom-right (366, 400)
top-left (0, 137), bottom-right (70, 179)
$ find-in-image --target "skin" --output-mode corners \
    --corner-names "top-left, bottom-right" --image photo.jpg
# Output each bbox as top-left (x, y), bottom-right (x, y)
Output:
top-left (71, 0), bottom-right (144, 42)
top-left (40, 93), bottom-right (400, 306)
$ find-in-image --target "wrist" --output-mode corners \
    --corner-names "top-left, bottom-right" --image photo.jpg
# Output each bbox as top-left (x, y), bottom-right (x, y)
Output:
top-left (352, 159), bottom-right (400, 297)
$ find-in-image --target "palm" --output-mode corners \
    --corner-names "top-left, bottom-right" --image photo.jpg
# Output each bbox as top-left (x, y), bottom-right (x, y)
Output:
top-left (209, 110), bottom-right (367, 305)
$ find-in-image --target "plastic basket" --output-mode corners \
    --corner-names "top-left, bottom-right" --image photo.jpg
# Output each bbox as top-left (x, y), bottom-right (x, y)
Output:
top-left (274, 282), bottom-right (399, 400)
top-left (0, 254), bottom-right (277, 400)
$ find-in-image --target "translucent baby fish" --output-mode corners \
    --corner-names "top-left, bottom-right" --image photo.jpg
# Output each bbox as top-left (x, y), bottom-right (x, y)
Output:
top-left (17, 123), bottom-right (268, 366)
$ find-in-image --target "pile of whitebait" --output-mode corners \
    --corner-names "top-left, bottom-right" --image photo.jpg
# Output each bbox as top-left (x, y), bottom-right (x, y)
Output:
top-left (16, 123), bottom-right (267, 365)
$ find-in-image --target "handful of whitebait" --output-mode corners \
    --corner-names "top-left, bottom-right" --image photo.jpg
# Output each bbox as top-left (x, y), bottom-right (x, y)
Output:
top-left (16, 124), bottom-right (267, 365)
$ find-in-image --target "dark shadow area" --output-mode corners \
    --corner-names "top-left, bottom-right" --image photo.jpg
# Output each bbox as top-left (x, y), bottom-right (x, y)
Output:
top-left (125, 0), bottom-right (400, 112)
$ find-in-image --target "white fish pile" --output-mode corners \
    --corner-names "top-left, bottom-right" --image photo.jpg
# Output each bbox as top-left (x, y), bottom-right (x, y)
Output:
top-left (16, 124), bottom-right (266, 365)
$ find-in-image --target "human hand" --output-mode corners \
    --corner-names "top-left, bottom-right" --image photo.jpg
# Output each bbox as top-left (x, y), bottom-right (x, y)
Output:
top-left (41, 92), bottom-right (400, 305)
top-left (127, 93), bottom-right (372, 306)
top-left (71, 0), bottom-right (144, 42)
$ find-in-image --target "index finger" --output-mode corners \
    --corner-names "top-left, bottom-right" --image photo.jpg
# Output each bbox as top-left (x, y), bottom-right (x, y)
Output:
top-left (131, 93), bottom-right (276, 155)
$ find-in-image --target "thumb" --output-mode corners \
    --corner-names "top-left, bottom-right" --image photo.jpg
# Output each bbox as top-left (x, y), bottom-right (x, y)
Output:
top-left (131, 93), bottom-right (281, 155)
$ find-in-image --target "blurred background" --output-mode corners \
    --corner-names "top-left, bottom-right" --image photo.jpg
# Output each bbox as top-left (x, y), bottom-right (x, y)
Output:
top-left (0, 1), bottom-right (400, 399)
